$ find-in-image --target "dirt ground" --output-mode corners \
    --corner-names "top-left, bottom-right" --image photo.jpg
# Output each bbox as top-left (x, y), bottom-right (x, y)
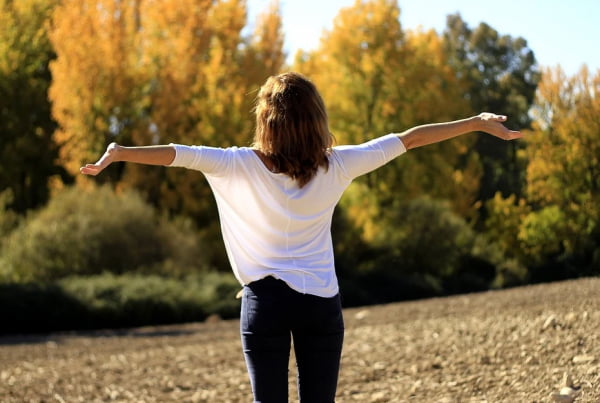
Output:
top-left (1, 277), bottom-right (599, 403)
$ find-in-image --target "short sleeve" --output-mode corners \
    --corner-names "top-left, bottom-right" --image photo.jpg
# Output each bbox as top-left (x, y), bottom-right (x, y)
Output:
top-left (331, 134), bottom-right (407, 180)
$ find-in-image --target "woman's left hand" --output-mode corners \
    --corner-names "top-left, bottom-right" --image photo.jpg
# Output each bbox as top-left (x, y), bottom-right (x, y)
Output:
top-left (476, 113), bottom-right (523, 141)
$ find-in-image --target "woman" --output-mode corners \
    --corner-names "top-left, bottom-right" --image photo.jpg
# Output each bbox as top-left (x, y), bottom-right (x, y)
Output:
top-left (81, 72), bottom-right (521, 402)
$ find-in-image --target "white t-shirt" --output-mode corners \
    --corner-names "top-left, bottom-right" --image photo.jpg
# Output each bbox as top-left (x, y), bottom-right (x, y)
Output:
top-left (169, 134), bottom-right (406, 297)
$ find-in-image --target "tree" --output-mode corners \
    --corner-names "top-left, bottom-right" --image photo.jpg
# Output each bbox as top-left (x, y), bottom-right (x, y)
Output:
top-left (242, 0), bottom-right (286, 89)
top-left (49, 0), bottom-right (148, 182)
top-left (294, 0), bottom-right (478, 242)
top-left (522, 65), bottom-right (600, 268)
top-left (116, 0), bottom-right (251, 218)
top-left (49, 0), bottom-right (286, 270)
top-left (443, 14), bottom-right (540, 202)
top-left (49, 0), bottom-right (285, 203)
top-left (0, 0), bottom-right (64, 213)
top-left (120, 0), bottom-right (286, 225)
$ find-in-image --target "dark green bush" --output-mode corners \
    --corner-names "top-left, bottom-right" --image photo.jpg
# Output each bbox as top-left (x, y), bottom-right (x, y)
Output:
top-left (371, 196), bottom-right (476, 277)
top-left (0, 190), bottom-right (20, 247)
top-left (0, 272), bottom-right (241, 334)
top-left (0, 186), bottom-right (211, 282)
top-left (338, 269), bottom-right (440, 306)
top-left (336, 197), bottom-right (507, 305)
top-left (0, 282), bottom-right (88, 334)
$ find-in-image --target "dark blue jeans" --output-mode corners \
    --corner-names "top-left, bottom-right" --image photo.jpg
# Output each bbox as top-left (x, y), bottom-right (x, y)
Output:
top-left (240, 276), bottom-right (345, 403)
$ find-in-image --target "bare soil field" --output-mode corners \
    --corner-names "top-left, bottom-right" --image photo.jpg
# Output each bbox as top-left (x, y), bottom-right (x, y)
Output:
top-left (1, 277), bottom-right (599, 402)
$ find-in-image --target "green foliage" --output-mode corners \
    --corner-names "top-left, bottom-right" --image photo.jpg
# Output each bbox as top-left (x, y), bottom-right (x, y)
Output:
top-left (0, 0), bottom-right (66, 213)
top-left (374, 197), bottom-right (502, 284)
top-left (516, 208), bottom-right (600, 283)
top-left (481, 193), bottom-right (530, 286)
top-left (484, 193), bottom-right (530, 255)
top-left (443, 14), bottom-right (540, 201)
top-left (526, 66), bottom-right (600, 254)
top-left (335, 196), bottom-right (510, 305)
top-left (59, 272), bottom-right (241, 327)
top-left (509, 66), bottom-right (600, 278)
top-left (0, 272), bottom-right (241, 334)
top-left (0, 186), bottom-right (211, 282)
top-left (518, 206), bottom-right (568, 264)
top-left (0, 189), bottom-right (20, 244)
top-left (370, 197), bottom-right (475, 277)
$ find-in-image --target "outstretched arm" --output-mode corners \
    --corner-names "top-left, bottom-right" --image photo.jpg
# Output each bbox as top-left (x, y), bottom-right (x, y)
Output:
top-left (398, 113), bottom-right (522, 150)
top-left (80, 143), bottom-right (176, 176)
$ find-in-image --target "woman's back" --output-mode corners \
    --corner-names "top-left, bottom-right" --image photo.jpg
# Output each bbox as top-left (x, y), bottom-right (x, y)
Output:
top-left (169, 133), bottom-right (406, 296)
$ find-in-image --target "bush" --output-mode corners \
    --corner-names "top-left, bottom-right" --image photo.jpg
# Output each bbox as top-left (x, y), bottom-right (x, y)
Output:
top-left (371, 197), bottom-right (498, 275)
top-left (0, 282), bottom-right (88, 334)
top-left (336, 197), bottom-right (509, 304)
top-left (338, 269), bottom-right (441, 307)
top-left (0, 189), bottom-right (20, 246)
top-left (0, 272), bottom-right (241, 334)
top-left (0, 186), bottom-right (211, 282)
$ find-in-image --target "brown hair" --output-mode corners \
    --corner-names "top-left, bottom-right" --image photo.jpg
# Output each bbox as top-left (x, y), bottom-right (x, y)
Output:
top-left (252, 72), bottom-right (333, 188)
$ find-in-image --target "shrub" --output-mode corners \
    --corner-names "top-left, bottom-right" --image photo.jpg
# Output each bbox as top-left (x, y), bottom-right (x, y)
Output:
top-left (371, 197), bottom-right (480, 275)
top-left (0, 186), bottom-right (211, 282)
top-left (0, 282), bottom-right (88, 334)
top-left (337, 197), bottom-right (509, 303)
top-left (59, 273), bottom-right (240, 327)
top-left (0, 190), bottom-right (20, 246)
top-left (0, 272), bottom-right (241, 334)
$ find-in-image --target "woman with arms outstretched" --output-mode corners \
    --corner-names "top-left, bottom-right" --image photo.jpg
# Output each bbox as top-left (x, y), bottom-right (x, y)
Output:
top-left (81, 72), bottom-right (521, 403)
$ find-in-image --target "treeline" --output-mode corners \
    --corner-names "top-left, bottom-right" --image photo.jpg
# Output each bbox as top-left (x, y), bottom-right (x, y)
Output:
top-left (0, 0), bottom-right (598, 332)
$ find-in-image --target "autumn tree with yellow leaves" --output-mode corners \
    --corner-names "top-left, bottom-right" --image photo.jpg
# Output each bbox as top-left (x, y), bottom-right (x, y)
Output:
top-left (49, 0), bottom-right (150, 180)
top-left (294, 0), bottom-right (478, 241)
top-left (522, 66), bottom-right (600, 274)
top-left (48, 0), bottom-right (286, 269)
top-left (50, 0), bottom-right (285, 176)
top-left (484, 65), bottom-right (600, 281)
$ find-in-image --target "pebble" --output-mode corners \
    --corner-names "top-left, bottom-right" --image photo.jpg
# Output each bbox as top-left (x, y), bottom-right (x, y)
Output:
top-left (542, 315), bottom-right (557, 330)
top-left (355, 310), bottom-right (370, 320)
top-left (573, 355), bottom-right (595, 364)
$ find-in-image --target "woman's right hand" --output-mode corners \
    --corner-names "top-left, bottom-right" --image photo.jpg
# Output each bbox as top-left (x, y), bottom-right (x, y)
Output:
top-left (80, 142), bottom-right (121, 176)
